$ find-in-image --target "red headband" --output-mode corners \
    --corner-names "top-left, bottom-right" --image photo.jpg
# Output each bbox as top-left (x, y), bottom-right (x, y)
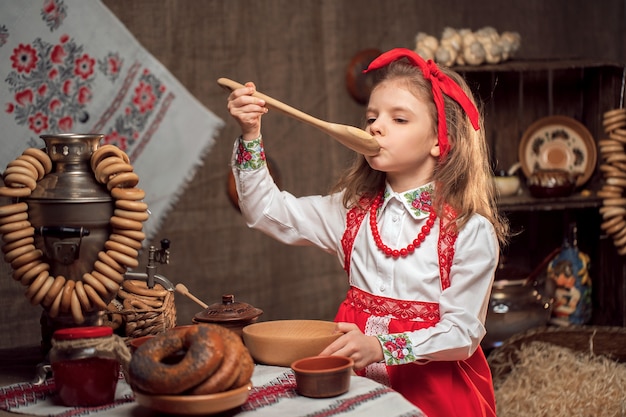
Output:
top-left (363, 48), bottom-right (479, 158)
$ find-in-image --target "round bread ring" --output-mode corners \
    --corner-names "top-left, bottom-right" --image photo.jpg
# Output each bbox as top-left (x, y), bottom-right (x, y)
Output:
top-left (231, 346), bottom-right (255, 390)
top-left (91, 269), bottom-right (123, 293)
top-left (93, 259), bottom-right (125, 284)
top-left (111, 228), bottom-right (146, 242)
top-left (0, 186), bottom-right (31, 198)
top-left (606, 219), bottom-right (625, 236)
top-left (48, 286), bottom-right (65, 318)
top-left (17, 154), bottom-right (45, 180)
top-left (0, 219), bottom-right (31, 235)
top-left (70, 289), bottom-right (85, 324)
top-left (13, 258), bottom-right (44, 283)
top-left (601, 215), bottom-right (623, 231)
top-left (114, 208), bottom-right (149, 222)
top-left (91, 145), bottom-right (130, 172)
top-left (604, 108), bottom-right (626, 118)
top-left (93, 156), bottom-right (127, 183)
top-left (106, 171), bottom-right (139, 190)
top-left (614, 231), bottom-right (626, 247)
top-left (97, 161), bottom-right (133, 184)
top-left (3, 172), bottom-right (37, 190)
top-left (111, 187), bottom-right (145, 201)
top-left (4, 243), bottom-right (36, 264)
top-left (601, 206), bottom-right (626, 219)
top-left (19, 261), bottom-right (50, 286)
top-left (107, 248), bottom-right (139, 268)
top-left (603, 197), bottom-right (626, 206)
top-left (601, 184), bottom-right (624, 193)
top-left (3, 165), bottom-right (38, 179)
top-left (0, 202), bottom-right (28, 217)
top-left (123, 279), bottom-right (168, 298)
top-left (123, 296), bottom-right (151, 311)
top-left (115, 199), bottom-right (148, 212)
top-left (105, 239), bottom-right (139, 259)
top-left (74, 280), bottom-right (92, 312)
top-left (2, 226), bottom-right (35, 244)
top-left (0, 211), bottom-right (29, 226)
top-left (97, 250), bottom-right (126, 274)
top-left (60, 279), bottom-right (76, 314)
top-left (190, 324), bottom-right (244, 395)
top-left (118, 289), bottom-right (164, 308)
top-left (22, 148), bottom-right (52, 173)
top-left (84, 283), bottom-right (108, 310)
top-left (110, 215), bottom-right (143, 231)
top-left (82, 272), bottom-right (109, 297)
top-left (24, 270), bottom-right (50, 300)
top-left (109, 233), bottom-right (143, 250)
top-left (11, 248), bottom-right (42, 270)
top-left (2, 236), bottom-right (34, 254)
top-left (610, 223), bottom-right (626, 240)
top-left (30, 275), bottom-right (55, 306)
top-left (42, 275), bottom-right (67, 308)
top-left (129, 324), bottom-right (226, 395)
top-left (6, 159), bottom-right (39, 180)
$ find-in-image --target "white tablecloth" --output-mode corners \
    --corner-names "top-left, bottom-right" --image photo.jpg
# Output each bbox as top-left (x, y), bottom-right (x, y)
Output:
top-left (0, 365), bottom-right (425, 417)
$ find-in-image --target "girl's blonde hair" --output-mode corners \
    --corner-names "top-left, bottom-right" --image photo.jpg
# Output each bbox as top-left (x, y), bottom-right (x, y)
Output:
top-left (332, 60), bottom-right (509, 246)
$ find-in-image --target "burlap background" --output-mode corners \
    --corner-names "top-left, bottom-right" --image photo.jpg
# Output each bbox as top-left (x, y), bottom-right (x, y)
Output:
top-left (2, 0), bottom-right (625, 349)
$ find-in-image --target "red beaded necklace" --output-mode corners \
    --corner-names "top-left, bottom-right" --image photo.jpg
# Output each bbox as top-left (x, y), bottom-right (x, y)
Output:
top-left (369, 191), bottom-right (437, 259)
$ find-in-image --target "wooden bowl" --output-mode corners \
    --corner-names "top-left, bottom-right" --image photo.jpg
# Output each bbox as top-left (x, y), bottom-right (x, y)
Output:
top-left (291, 355), bottom-right (353, 398)
top-left (242, 320), bottom-right (341, 367)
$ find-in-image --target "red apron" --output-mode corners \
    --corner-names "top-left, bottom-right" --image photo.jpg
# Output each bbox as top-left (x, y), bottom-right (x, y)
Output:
top-left (337, 201), bottom-right (496, 417)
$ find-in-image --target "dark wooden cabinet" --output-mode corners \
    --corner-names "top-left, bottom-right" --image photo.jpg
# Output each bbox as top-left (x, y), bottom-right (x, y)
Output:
top-left (459, 60), bottom-right (626, 326)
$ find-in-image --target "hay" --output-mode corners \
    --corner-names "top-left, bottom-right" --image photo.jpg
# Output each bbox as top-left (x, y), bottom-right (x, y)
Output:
top-left (493, 341), bottom-right (626, 417)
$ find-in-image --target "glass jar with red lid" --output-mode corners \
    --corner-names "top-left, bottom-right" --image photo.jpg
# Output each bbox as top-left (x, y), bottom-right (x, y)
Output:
top-left (49, 326), bottom-right (120, 407)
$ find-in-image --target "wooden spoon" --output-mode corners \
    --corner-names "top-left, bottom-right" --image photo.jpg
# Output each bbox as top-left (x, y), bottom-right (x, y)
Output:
top-left (217, 77), bottom-right (381, 156)
top-left (175, 283), bottom-right (209, 309)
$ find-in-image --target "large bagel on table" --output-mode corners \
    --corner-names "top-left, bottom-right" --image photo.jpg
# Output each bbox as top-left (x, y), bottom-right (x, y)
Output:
top-left (129, 324), bottom-right (254, 395)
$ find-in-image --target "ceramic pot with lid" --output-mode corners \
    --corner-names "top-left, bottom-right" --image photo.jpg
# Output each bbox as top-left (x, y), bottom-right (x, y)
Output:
top-left (193, 294), bottom-right (263, 338)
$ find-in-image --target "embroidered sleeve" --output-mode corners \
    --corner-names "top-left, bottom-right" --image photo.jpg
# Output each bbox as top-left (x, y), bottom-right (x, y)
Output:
top-left (234, 135), bottom-right (266, 170)
top-left (377, 333), bottom-right (417, 365)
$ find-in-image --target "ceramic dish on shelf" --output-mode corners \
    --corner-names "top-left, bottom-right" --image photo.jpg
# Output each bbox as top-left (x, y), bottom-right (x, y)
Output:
top-left (133, 383), bottom-right (252, 415)
top-left (518, 115), bottom-right (597, 187)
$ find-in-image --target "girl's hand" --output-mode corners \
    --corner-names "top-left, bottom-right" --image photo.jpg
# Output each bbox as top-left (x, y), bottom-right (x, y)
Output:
top-left (318, 322), bottom-right (384, 370)
top-left (226, 82), bottom-right (268, 140)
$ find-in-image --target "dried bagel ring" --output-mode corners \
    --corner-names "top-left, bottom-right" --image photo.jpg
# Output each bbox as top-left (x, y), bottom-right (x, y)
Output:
top-left (48, 287), bottom-right (65, 318)
top-left (6, 159), bottom-right (39, 179)
top-left (97, 250), bottom-right (126, 274)
top-left (42, 275), bottom-right (67, 308)
top-left (98, 162), bottom-right (134, 184)
top-left (111, 228), bottom-right (146, 242)
top-left (0, 202), bottom-right (28, 217)
top-left (3, 165), bottom-right (38, 179)
top-left (123, 279), bottom-right (168, 298)
top-left (0, 186), bottom-right (31, 198)
top-left (115, 199), bottom-right (148, 212)
top-left (4, 244), bottom-right (36, 264)
top-left (601, 215), bottom-right (624, 231)
top-left (603, 197), bottom-right (626, 206)
top-left (107, 172), bottom-right (139, 190)
top-left (114, 208), bottom-right (149, 222)
top-left (0, 211), bottom-right (28, 226)
top-left (94, 259), bottom-right (125, 284)
top-left (2, 236), bottom-right (34, 254)
top-left (105, 239), bottom-right (138, 259)
top-left (24, 270), bottom-right (50, 300)
top-left (107, 248), bottom-right (139, 269)
top-left (110, 215), bottom-right (143, 231)
top-left (605, 219), bottom-right (625, 236)
top-left (70, 289), bottom-right (85, 324)
top-left (74, 280), bottom-right (92, 312)
top-left (91, 269), bottom-right (123, 293)
top-left (91, 144), bottom-right (130, 172)
top-left (610, 223), bottom-right (626, 240)
top-left (19, 261), bottom-right (50, 286)
top-left (16, 154), bottom-right (45, 180)
top-left (2, 226), bottom-right (35, 244)
top-left (111, 187), bottom-right (145, 201)
top-left (3, 172), bottom-right (37, 190)
top-left (13, 259), bottom-right (44, 283)
top-left (109, 233), bottom-right (143, 250)
top-left (30, 275), bottom-right (55, 306)
top-left (0, 219), bottom-right (31, 235)
top-left (82, 272), bottom-right (110, 297)
top-left (11, 248), bottom-right (42, 270)
top-left (614, 231), bottom-right (626, 247)
top-left (22, 148), bottom-right (52, 173)
top-left (94, 156), bottom-right (127, 183)
top-left (84, 283), bottom-right (108, 310)
top-left (60, 280), bottom-right (76, 314)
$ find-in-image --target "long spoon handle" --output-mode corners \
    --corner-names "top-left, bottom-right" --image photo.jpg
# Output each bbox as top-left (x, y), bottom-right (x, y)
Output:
top-left (175, 283), bottom-right (209, 309)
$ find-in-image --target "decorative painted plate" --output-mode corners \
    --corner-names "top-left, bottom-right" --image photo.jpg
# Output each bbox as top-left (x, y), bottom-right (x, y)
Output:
top-left (518, 115), bottom-right (597, 186)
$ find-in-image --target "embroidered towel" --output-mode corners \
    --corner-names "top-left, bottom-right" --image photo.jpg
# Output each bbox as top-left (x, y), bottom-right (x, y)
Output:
top-left (0, 0), bottom-right (223, 241)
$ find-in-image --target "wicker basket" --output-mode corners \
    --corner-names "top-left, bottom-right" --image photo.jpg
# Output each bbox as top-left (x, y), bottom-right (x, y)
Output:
top-left (488, 325), bottom-right (626, 382)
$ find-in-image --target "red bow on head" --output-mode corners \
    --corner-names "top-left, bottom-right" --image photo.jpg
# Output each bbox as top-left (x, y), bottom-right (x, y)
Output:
top-left (363, 48), bottom-right (479, 158)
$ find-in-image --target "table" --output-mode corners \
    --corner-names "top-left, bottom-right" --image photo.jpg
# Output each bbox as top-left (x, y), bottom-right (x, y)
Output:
top-left (0, 346), bottom-right (425, 417)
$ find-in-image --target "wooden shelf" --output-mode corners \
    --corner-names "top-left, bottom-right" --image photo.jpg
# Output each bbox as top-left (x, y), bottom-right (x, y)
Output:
top-left (498, 190), bottom-right (602, 212)
top-left (454, 59), bottom-right (624, 73)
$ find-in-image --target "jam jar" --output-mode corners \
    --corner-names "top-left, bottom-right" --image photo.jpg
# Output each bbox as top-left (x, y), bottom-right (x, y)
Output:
top-left (49, 326), bottom-right (120, 407)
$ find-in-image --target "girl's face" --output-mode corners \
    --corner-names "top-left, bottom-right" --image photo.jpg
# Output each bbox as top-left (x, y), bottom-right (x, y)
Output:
top-left (364, 79), bottom-right (439, 192)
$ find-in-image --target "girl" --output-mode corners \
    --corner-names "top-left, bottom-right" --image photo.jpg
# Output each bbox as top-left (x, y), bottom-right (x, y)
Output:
top-left (227, 48), bottom-right (508, 417)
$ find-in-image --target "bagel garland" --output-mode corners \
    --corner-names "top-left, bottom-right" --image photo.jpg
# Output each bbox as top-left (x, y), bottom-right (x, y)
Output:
top-left (0, 144), bottom-right (149, 323)
top-left (129, 324), bottom-right (255, 396)
top-left (599, 109), bottom-right (626, 255)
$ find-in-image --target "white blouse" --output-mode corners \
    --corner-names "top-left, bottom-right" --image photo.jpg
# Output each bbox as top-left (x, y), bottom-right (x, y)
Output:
top-left (232, 137), bottom-right (499, 363)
